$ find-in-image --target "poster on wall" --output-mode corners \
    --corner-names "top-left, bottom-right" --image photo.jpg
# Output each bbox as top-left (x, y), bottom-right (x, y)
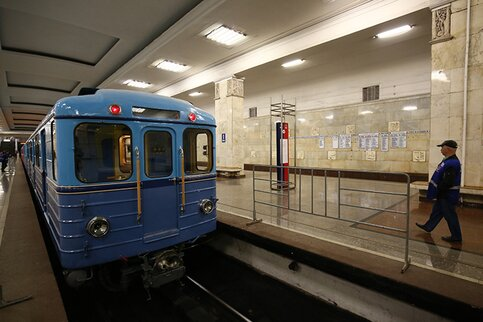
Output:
top-left (319, 136), bottom-right (325, 149)
top-left (339, 134), bottom-right (352, 148)
top-left (358, 133), bottom-right (379, 150)
top-left (381, 133), bottom-right (389, 152)
top-left (332, 135), bottom-right (339, 148)
top-left (390, 131), bottom-right (407, 148)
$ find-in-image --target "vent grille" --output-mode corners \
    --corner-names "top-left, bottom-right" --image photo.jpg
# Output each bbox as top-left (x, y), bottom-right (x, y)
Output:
top-left (249, 107), bottom-right (257, 118)
top-left (363, 85), bottom-right (379, 102)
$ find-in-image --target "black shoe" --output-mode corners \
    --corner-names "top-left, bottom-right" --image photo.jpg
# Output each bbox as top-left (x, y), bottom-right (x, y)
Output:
top-left (415, 223), bottom-right (430, 232)
top-left (441, 236), bottom-right (462, 243)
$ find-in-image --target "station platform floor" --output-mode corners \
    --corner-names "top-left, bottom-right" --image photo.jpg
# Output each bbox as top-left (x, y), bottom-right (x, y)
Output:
top-left (215, 171), bottom-right (483, 320)
top-left (0, 159), bottom-right (67, 322)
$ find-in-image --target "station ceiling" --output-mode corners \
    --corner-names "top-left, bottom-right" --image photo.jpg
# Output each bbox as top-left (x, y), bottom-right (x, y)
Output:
top-left (0, 0), bottom-right (430, 140)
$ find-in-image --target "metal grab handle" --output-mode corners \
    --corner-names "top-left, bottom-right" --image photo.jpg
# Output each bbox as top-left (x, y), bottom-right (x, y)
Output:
top-left (179, 147), bottom-right (185, 213)
top-left (135, 147), bottom-right (142, 223)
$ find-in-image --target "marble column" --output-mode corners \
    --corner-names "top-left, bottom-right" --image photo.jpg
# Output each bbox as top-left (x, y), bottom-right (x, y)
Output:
top-left (430, 0), bottom-right (483, 187)
top-left (214, 76), bottom-right (245, 171)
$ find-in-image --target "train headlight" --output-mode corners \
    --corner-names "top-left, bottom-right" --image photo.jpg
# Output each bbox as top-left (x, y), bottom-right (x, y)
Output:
top-left (86, 217), bottom-right (110, 238)
top-left (199, 199), bottom-right (214, 214)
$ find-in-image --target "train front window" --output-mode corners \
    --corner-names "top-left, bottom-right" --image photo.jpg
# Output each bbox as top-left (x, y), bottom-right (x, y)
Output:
top-left (74, 123), bottom-right (132, 183)
top-left (183, 129), bottom-right (213, 174)
top-left (144, 131), bottom-right (172, 177)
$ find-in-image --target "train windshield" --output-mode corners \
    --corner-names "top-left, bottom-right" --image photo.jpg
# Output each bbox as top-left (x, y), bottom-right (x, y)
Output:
top-left (74, 123), bottom-right (132, 183)
top-left (144, 131), bottom-right (173, 177)
top-left (183, 128), bottom-right (213, 174)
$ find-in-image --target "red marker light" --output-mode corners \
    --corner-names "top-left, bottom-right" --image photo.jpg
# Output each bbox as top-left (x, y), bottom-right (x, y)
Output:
top-left (109, 104), bottom-right (122, 115)
top-left (188, 112), bottom-right (196, 122)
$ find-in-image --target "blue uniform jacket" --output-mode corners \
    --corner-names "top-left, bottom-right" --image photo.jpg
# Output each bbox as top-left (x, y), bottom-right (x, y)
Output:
top-left (427, 155), bottom-right (461, 204)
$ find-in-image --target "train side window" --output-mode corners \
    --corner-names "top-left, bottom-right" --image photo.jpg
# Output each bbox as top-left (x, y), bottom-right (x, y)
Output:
top-left (183, 129), bottom-right (212, 174)
top-left (34, 135), bottom-right (40, 167)
top-left (51, 121), bottom-right (57, 180)
top-left (74, 123), bottom-right (132, 183)
top-left (144, 131), bottom-right (172, 177)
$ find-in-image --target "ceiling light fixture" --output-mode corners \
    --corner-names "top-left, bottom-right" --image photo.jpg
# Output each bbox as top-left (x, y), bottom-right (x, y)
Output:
top-left (123, 79), bottom-right (152, 89)
top-left (189, 92), bottom-right (203, 97)
top-left (205, 25), bottom-right (246, 46)
top-left (282, 59), bottom-right (305, 68)
top-left (374, 25), bottom-right (413, 39)
top-left (325, 115), bottom-right (334, 120)
top-left (359, 110), bottom-right (373, 115)
top-left (153, 60), bottom-right (190, 73)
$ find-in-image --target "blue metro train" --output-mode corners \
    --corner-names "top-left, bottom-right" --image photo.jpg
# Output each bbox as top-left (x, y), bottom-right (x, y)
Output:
top-left (22, 88), bottom-right (217, 289)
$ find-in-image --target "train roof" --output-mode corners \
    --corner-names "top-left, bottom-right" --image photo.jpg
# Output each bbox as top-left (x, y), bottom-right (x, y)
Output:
top-left (48, 89), bottom-right (215, 125)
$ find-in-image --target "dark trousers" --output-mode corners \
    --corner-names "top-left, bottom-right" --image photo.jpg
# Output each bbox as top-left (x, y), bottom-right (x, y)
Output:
top-left (424, 198), bottom-right (462, 240)
top-left (1, 160), bottom-right (6, 171)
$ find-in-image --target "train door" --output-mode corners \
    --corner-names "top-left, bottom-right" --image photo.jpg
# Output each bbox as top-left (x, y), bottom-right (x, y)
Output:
top-left (141, 128), bottom-right (178, 241)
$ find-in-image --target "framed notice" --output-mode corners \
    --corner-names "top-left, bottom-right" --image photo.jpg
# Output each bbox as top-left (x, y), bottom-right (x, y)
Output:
top-left (339, 134), bottom-right (352, 148)
top-left (390, 131), bottom-right (407, 148)
top-left (319, 136), bottom-right (325, 149)
top-left (332, 135), bottom-right (339, 148)
top-left (381, 133), bottom-right (389, 152)
top-left (358, 133), bottom-right (378, 150)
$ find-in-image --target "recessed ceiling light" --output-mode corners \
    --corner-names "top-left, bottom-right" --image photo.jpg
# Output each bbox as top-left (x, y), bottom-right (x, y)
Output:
top-left (325, 114), bottom-right (334, 120)
top-left (402, 105), bottom-right (418, 111)
top-left (359, 110), bottom-right (373, 115)
top-left (205, 25), bottom-right (246, 46)
top-left (189, 92), bottom-right (203, 97)
top-left (374, 25), bottom-right (413, 39)
top-left (153, 60), bottom-right (190, 73)
top-left (282, 59), bottom-right (305, 68)
top-left (123, 79), bottom-right (152, 89)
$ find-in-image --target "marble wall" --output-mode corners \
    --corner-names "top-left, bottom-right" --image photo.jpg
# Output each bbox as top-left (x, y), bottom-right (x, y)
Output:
top-left (430, 0), bottom-right (483, 187)
top-left (244, 95), bottom-right (431, 174)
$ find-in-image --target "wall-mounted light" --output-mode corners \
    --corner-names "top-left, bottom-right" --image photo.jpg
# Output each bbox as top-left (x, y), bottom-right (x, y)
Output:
top-left (123, 79), bottom-right (152, 89)
top-left (282, 59), bottom-right (305, 68)
top-left (153, 59), bottom-right (190, 73)
top-left (374, 25), bottom-right (413, 39)
top-left (402, 105), bottom-right (418, 111)
top-left (205, 25), bottom-right (247, 46)
top-left (431, 70), bottom-right (450, 82)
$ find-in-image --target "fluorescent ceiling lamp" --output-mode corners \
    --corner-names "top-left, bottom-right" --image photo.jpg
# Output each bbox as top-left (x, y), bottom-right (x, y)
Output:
top-left (325, 114), bottom-right (334, 120)
top-left (359, 110), bottom-right (373, 115)
top-left (154, 60), bottom-right (190, 73)
top-left (297, 118), bottom-right (306, 123)
top-left (123, 79), bottom-right (151, 89)
top-left (205, 25), bottom-right (246, 46)
top-left (375, 25), bottom-right (413, 38)
top-left (282, 59), bottom-right (304, 68)
top-left (189, 92), bottom-right (203, 97)
top-left (402, 105), bottom-right (418, 111)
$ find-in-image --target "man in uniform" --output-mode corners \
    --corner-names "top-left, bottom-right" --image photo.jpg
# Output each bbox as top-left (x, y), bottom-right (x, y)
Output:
top-left (416, 140), bottom-right (462, 243)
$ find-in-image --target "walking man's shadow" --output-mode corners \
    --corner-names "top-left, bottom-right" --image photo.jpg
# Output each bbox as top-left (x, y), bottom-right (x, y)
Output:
top-left (422, 235), bottom-right (461, 272)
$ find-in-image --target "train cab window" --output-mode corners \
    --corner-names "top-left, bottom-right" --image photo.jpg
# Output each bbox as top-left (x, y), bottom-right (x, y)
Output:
top-left (74, 123), bottom-right (132, 183)
top-left (144, 131), bottom-right (172, 177)
top-left (183, 129), bottom-right (213, 174)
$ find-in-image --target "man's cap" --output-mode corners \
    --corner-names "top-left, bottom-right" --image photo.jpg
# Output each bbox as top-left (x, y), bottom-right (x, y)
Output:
top-left (437, 140), bottom-right (458, 148)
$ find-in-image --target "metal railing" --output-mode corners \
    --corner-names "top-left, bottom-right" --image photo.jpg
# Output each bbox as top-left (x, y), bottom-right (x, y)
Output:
top-left (250, 164), bottom-right (412, 272)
